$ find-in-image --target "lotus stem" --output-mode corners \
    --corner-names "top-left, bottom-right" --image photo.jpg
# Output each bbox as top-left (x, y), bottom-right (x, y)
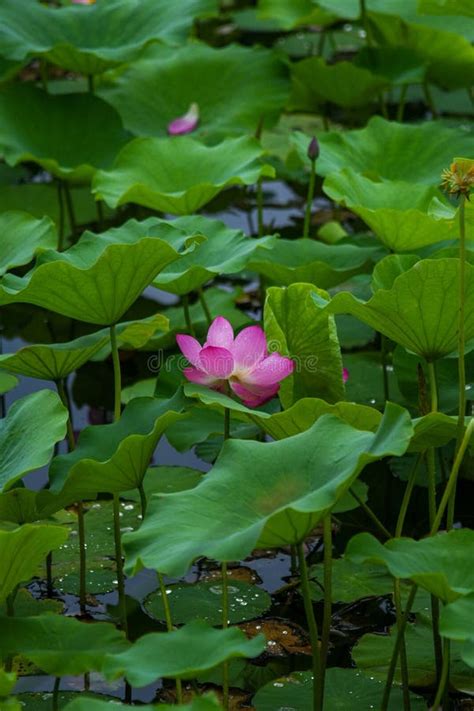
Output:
top-left (320, 516), bottom-right (332, 703)
top-left (395, 454), bottom-right (422, 538)
top-left (96, 199), bottom-right (104, 230)
top-left (109, 324), bottom-right (127, 636)
top-left (397, 85), bottom-right (408, 123)
top-left (303, 157), bottom-right (316, 239)
top-left (423, 80), bottom-right (437, 117)
top-left (297, 542), bottom-right (322, 711)
top-left (426, 362), bottom-right (438, 527)
top-left (450, 194), bottom-right (467, 529)
top-left (52, 677), bottom-right (60, 711)
top-left (222, 408), bottom-right (231, 709)
top-left (381, 334), bottom-right (390, 401)
top-left (182, 294), bottom-right (195, 337)
top-left (63, 181), bottom-right (77, 239)
top-left (257, 178), bottom-right (264, 237)
top-left (431, 638), bottom-right (450, 710)
top-left (198, 287), bottom-right (212, 326)
top-left (349, 486), bottom-right (392, 539)
top-left (56, 379), bottom-right (86, 613)
top-left (138, 481), bottom-right (147, 519)
top-left (393, 579), bottom-right (411, 711)
top-left (88, 75), bottom-right (94, 94)
top-left (56, 180), bottom-right (65, 251)
top-left (158, 572), bottom-right (183, 703)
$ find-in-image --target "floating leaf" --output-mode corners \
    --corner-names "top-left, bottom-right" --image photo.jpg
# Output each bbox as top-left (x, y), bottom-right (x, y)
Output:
top-left (264, 283), bottom-right (344, 407)
top-left (320, 259), bottom-right (474, 360)
top-left (0, 0), bottom-right (217, 75)
top-left (0, 85), bottom-right (130, 182)
top-left (247, 238), bottom-right (379, 289)
top-left (15, 693), bottom-right (116, 711)
top-left (99, 42), bottom-right (289, 140)
top-left (0, 589), bottom-right (63, 617)
top-left (154, 216), bottom-right (275, 294)
top-left (0, 211), bottom-right (56, 275)
top-left (257, 0), bottom-right (334, 29)
top-left (46, 391), bottom-right (186, 507)
top-left (103, 620), bottom-right (264, 687)
top-left (62, 696), bottom-right (223, 711)
top-left (252, 667), bottom-right (427, 710)
top-left (0, 614), bottom-right (128, 676)
top-left (440, 594), bottom-right (474, 667)
top-left (0, 218), bottom-right (195, 324)
top-left (93, 136), bottom-right (274, 215)
top-left (123, 403), bottom-right (412, 577)
top-left (0, 524), bottom-right (68, 602)
top-left (318, 116), bottom-right (474, 184)
top-left (346, 528), bottom-right (474, 603)
top-left (0, 390), bottom-right (67, 492)
top-left (290, 57), bottom-right (388, 110)
top-left (354, 613), bottom-right (474, 692)
top-left (145, 579), bottom-right (271, 626)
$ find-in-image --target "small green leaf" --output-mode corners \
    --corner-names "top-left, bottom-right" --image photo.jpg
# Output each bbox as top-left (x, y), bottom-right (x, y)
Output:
top-left (103, 620), bottom-right (265, 686)
top-left (0, 211), bottom-right (56, 275)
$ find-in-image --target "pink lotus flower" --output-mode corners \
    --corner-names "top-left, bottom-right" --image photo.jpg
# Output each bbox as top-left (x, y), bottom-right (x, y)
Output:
top-left (71, 0), bottom-right (96, 4)
top-left (167, 103), bottom-right (199, 136)
top-left (343, 367), bottom-right (349, 383)
top-left (177, 316), bottom-right (294, 407)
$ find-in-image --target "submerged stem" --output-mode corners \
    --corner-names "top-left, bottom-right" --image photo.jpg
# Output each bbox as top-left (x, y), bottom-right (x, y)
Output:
top-left (297, 542), bottom-right (322, 711)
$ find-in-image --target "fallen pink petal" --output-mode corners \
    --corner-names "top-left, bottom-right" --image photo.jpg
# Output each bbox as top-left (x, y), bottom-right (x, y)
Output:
top-left (177, 316), bottom-right (294, 406)
top-left (167, 103), bottom-right (200, 136)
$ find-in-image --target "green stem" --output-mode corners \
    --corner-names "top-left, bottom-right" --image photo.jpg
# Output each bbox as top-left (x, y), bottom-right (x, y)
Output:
top-left (110, 324), bottom-right (122, 422)
top-left (423, 80), bottom-right (437, 117)
top-left (88, 75), bottom-right (95, 94)
top-left (158, 572), bottom-right (183, 703)
top-left (46, 552), bottom-right (53, 597)
top-left (257, 178), bottom-right (264, 237)
top-left (290, 544), bottom-right (299, 576)
top-left (360, 0), bottom-right (372, 48)
top-left (349, 486), bottom-right (392, 539)
top-left (320, 516), bottom-right (332, 704)
top-left (198, 287), bottom-right (212, 326)
top-left (427, 361), bottom-right (438, 413)
top-left (303, 159), bottom-right (316, 239)
top-left (381, 584), bottom-right (418, 711)
top-left (431, 594), bottom-right (444, 685)
top-left (96, 199), bottom-right (105, 230)
top-left (426, 362), bottom-right (438, 528)
top-left (431, 638), bottom-right (450, 710)
top-left (297, 542), bottom-right (322, 711)
top-left (39, 58), bottom-right (49, 92)
top-left (431, 418), bottom-right (474, 534)
top-left (63, 181), bottom-right (77, 238)
top-left (395, 454), bottom-right (422, 538)
top-left (381, 334), bottom-right (390, 402)
top-left (56, 379), bottom-right (86, 613)
top-left (57, 180), bottom-right (65, 251)
top-left (397, 84), bottom-right (408, 122)
top-left (451, 194), bottom-right (467, 529)
top-left (182, 294), bottom-right (195, 337)
top-left (138, 481), bottom-right (147, 519)
top-left (393, 580), bottom-right (411, 711)
top-left (52, 677), bottom-right (60, 711)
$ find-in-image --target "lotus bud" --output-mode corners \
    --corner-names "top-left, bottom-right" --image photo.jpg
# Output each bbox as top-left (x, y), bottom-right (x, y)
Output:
top-left (307, 136), bottom-right (320, 162)
top-left (441, 159), bottom-right (474, 199)
top-left (343, 367), bottom-right (349, 383)
top-left (167, 103), bottom-right (200, 136)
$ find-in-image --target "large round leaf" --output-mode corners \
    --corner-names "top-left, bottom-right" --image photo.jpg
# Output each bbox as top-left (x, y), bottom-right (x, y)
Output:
top-left (0, 331), bottom-right (108, 380)
top-left (0, 0), bottom-right (217, 75)
top-left (99, 42), bottom-right (290, 140)
top-left (320, 258), bottom-right (474, 360)
top-left (346, 529), bottom-right (474, 603)
top-left (92, 136), bottom-right (274, 215)
top-left (123, 403), bottom-right (412, 577)
top-left (0, 211), bottom-right (56, 275)
top-left (318, 116), bottom-right (474, 183)
top-left (264, 283), bottom-right (344, 407)
top-left (247, 238), bottom-right (379, 288)
top-left (252, 668), bottom-right (427, 710)
top-left (0, 614), bottom-right (128, 676)
top-left (440, 594), bottom-right (474, 667)
top-left (154, 215), bottom-right (275, 295)
top-left (46, 391), bottom-right (186, 507)
top-left (0, 218), bottom-right (196, 324)
top-left (0, 390), bottom-right (67, 492)
top-left (0, 84), bottom-right (130, 182)
top-left (103, 620), bottom-right (264, 686)
top-left (0, 524), bottom-right (68, 603)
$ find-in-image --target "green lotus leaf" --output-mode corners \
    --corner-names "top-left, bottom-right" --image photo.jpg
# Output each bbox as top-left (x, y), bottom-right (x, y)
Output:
top-left (0, 524), bottom-right (68, 602)
top-left (0, 669), bottom-right (16, 697)
top-left (63, 696), bottom-right (223, 711)
top-left (0, 390), bottom-right (67, 492)
top-left (354, 46), bottom-right (427, 85)
top-left (93, 136), bottom-right (275, 215)
top-left (440, 594), bottom-right (474, 667)
top-left (144, 579), bottom-right (271, 626)
top-left (410, 412), bottom-right (466, 451)
top-left (318, 116), bottom-right (474, 183)
top-left (0, 589), bottom-right (63, 618)
top-left (0, 0), bottom-right (217, 75)
top-left (154, 216), bottom-right (275, 295)
top-left (319, 259), bottom-right (474, 360)
top-left (15, 693), bottom-right (117, 711)
top-left (418, 0), bottom-right (474, 17)
top-left (264, 283), bottom-right (344, 407)
top-left (342, 351), bottom-right (404, 408)
top-left (0, 218), bottom-right (197, 324)
top-left (103, 620), bottom-right (264, 686)
top-left (253, 667), bottom-right (427, 710)
top-left (323, 170), bottom-right (461, 251)
top-left (346, 528), bottom-right (474, 603)
top-left (289, 57), bottom-right (389, 110)
top-left (0, 614), bottom-right (128, 676)
top-left (124, 466), bottom-right (204, 500)
top-left (247, 238), bottom-right (379, 288)
top-left (123, 403), bottom-right (412, 576)
top-left (256, 0), bottom-right (335, 29)
top-left (45, 391), bottom-right (186, 507)
top-left (99, 42), bottom-right (290, 140)
top-left (0, 372), bottom-right (17, 395)
top-left (0, 489), bottom-right (41, 525)
top-left (354, 613), bottom-right (474, 692)
top-left (0, 331), bottom-right (109, 380)
top-left (166, 403), bottom-right (259, 453)
top-left (0, 85), bottom-right (130, 182)
top-left (0, 211), bottom-right (56, 275)
top-left (183, 383), bottom-right (383, 439)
